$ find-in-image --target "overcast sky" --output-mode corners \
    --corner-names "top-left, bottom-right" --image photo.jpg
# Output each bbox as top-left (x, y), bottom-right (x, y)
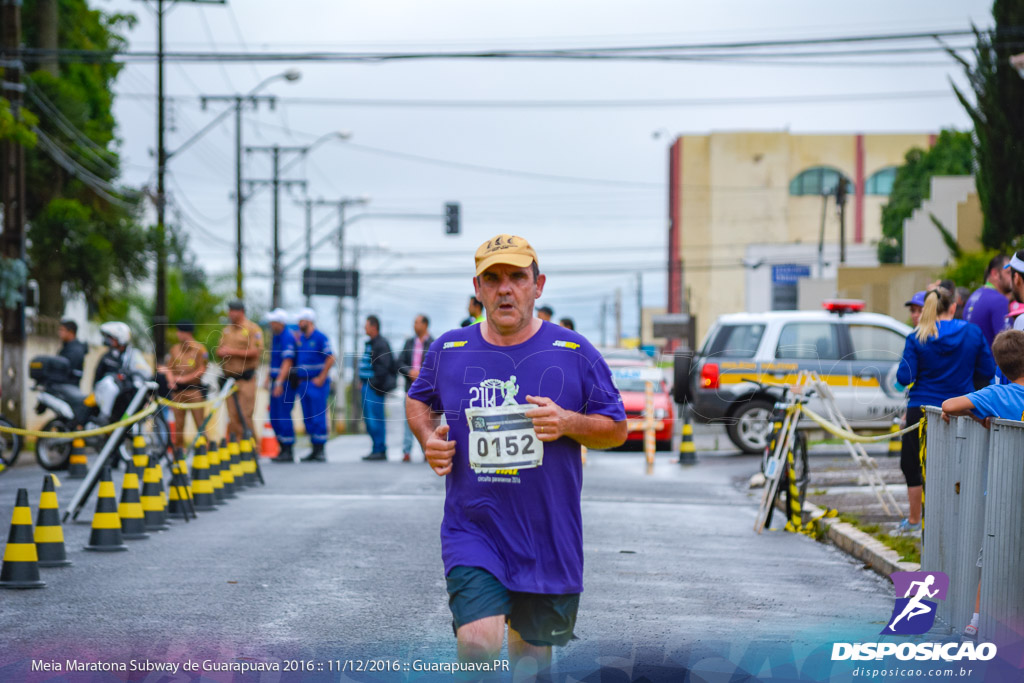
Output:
top-left (100, 0), bottom-right (993, 351)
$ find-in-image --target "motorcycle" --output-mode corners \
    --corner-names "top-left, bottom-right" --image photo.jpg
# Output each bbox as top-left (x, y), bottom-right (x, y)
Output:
top-left (30, 346), bottom-right (169, 471)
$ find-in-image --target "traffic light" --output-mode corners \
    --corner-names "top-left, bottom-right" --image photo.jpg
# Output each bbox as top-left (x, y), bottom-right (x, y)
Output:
top-left (445, 202), bottom-right (460, 235)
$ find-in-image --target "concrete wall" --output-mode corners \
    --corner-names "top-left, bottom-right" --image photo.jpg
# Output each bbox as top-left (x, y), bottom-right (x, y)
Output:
top-left (903, 176), bottom-right (977, 267)
top-left (679, 131), bottom-right (932, 340)
top-left (836, 265), bottom-right (940, 324)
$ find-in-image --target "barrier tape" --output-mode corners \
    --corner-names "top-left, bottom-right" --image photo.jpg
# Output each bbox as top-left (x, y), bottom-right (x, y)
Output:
top-left (0, 403), bottom-right (160, 439)
top-left (799, 405), bottom-right (922, 443)
top-left (157, 385), bottom-right (237, 410)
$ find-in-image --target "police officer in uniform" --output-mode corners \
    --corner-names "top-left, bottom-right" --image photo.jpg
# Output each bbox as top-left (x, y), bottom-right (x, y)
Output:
top-left (294, 308), bottom-right (335, 462)
top-left (266, 308), bottom-right (298, 462)
top-left (159, 320), bottom-right (209, 449)
top-left (217, 300), bottom-right (264, 441)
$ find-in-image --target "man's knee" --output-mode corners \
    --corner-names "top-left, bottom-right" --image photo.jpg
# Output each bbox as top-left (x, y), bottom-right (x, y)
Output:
top-left (457, 615), bottom-right (505, 661)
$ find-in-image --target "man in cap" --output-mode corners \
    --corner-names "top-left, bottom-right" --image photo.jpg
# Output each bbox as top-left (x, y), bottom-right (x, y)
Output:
top-left (965, 254), bottom-right (1012, 348)
top-left (294, 307), bottom-right (335, 462)
top-left (217, 300), bottom-right (263, 441)
top-left (1005, 250), bottom-right (1024, 331)
top-left (266, 308), bottom-right (299, 462)
top-left (158, 320), bottom-right (209, 449)
top-left (905, 291), bottom-right (927, 328)
top-left (406, 234), bottom-right (627, 675)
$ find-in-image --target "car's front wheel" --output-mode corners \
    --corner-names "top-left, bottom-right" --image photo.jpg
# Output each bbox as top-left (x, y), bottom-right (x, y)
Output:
top-left (727, 399), bottom-right (774, 454)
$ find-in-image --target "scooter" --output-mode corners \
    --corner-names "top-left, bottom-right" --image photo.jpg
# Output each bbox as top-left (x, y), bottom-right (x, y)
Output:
top-left (30, 347), bottom-right (168, 471)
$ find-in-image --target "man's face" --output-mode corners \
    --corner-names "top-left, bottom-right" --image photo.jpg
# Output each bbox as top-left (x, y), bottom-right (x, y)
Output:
top-left (996, 264), bottom-right (1013, 294)
top-left (474, 263), bottom-right (545, 335)
top-left (176, 330), bottom-right (191, 343)
top-left (468, 299), bottom-right (480, 316)
top-left (228, 310), bottom-right (244, 325)
top-left (270, 321), bottom-right (284, 335)
top-left (58, 326), bottom-right (73, 343)
top-left (299, 320), bottom-right (313, 335)
top-left (908, 304), bottom-right (923, 327)
top-left (1013, 271), bottom-right (1024, 304)
top-left (365, 320), bottom-right (377, 337)
top-left (413, 316), bottom-right (427, 337)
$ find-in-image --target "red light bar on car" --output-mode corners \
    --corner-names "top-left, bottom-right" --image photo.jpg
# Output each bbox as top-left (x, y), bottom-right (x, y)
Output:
top-left (822, 299), bottom-right (865, 313)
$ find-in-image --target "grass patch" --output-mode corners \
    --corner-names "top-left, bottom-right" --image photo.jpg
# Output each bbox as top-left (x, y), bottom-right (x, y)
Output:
top-left (838, 512), bottom-right (920, 564)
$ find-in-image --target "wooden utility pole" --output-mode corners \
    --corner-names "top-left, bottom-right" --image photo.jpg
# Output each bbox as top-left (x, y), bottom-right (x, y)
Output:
top-left (1, 0), bottom-right (27, 426)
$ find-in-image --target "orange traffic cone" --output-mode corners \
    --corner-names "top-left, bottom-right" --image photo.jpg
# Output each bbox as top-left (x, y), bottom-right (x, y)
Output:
top-left (261, 420), bottom-right (280, 458)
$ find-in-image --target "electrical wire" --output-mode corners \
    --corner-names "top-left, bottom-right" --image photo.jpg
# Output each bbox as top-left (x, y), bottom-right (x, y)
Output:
top-left (32, 129), bottom-right (137, 210)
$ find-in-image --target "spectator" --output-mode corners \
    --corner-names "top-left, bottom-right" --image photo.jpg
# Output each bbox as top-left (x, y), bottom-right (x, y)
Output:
top-left (397, 314), bottom-right (434, 462)
top-left (359, 315), bottom-right (396, 461)
top-left (955, 287), bottom-right (971, 319)
top-left (905, 291), bottom-right (926, 327)
top-left (57, 319), bottom-right (87, 387)
top-left (559, 317), bottom-right (575, 331)
top-left (536, 305), bottom-right (554, 322)
top-left (461, 296), bottom-right (485, 327)
top-left (1005, 250), bottom-right (1024, 331)
top-left (964, 254), bottom-right (1012, 348)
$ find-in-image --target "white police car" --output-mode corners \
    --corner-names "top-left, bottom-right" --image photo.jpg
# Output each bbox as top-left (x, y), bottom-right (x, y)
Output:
top-left (675, 300), bottom-right (911, 453)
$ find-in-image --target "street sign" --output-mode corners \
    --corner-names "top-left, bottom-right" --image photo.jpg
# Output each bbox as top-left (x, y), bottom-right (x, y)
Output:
top-left (302, 269), bottom-right (359, 298)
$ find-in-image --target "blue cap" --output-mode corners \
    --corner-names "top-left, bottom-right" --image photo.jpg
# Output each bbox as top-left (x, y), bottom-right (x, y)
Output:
top-left (905, 291), bottom-right (927, 307)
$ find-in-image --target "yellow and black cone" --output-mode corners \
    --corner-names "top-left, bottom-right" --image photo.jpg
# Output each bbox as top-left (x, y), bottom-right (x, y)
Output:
top-left (141, 456), bottom-right (170, 531)
top-left (118, 464), bottom-right (150, 540)
top-left (217, 438), bottom-right (238, 499)
top-left (166, 454), bottom-right (192, 520)
top-left (35, 476), bottom-right (72, 567)
top-left (131, 434), bottom-right (149, 477)
top-left (0, 489), bottom-right (47, 587)
top-left (889, 419), bottom-right (901, 456)
top-left (225, 438), bottom-right (246, 492)
top-left (67, 438), bottom-right (89, 479)
top-left (190, 437), bottom-right (218, 512)
top-left (248, 435), bottom-right (264, 484)
top-left (239, 435), bottom-right (260, 486)
top-left (207, 437), bottom-right (228, 504)
top-left (84, 467), bottom-right (127, 552)
top-left (678, 417), bottom-right (697, 465)
top-left (227, 436), bottom-right (246, 488)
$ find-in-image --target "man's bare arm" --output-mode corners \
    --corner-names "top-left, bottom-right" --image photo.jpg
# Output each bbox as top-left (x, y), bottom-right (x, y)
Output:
top-left (406, 396), bottom-right (455, 476)
top-left (525, 395), bottom-right (627, 450)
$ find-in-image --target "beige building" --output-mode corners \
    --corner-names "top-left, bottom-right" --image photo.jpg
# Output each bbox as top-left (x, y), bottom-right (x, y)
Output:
top-left (670, 130), bottom-right (934, 341)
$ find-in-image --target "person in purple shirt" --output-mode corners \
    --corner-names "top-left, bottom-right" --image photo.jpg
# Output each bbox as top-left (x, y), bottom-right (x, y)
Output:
top-left (407, 234), bottom-right (627, 676)
top-left (964, 253), bottom-right (1012, 348)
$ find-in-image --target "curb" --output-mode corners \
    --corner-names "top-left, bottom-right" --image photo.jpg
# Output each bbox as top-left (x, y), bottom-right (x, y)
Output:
top-left (803, 500), bottom-right (920, 576)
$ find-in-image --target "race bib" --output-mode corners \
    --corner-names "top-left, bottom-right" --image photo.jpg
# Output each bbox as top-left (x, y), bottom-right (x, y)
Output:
top-left (466, 404), bottom-right (543, 471)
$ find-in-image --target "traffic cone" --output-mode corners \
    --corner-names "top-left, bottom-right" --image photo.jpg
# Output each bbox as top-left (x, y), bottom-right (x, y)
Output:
top-left (67, 438), bottom-right (89, 479)
top-left (207, 437), bottom-right (227, 504)
top-left (141, 455), bottom-right (170, 531)
top-left (35, 476), bottom-right (71, 567)
top-left (261, 420), bottom-right (280, 458)
top-left (166, 459), bottom-right (192, 520)
top-left (166, 409), bottom-right (177, 447)
top-left (189, 437), bottom-right (218, 512)
top-left (889, 418), bottom-right (901, 456)
top-left (678, 418), bottom-right (697, 465)
top-left (239, 435), bottom-right (260, 486)
top-left (131, 434), bottom-right (149, 474)
top-left (0, 489), bottom-right (46, 587)
top-left (84, 467), bottom-right (127, 552)
top-left (217, 438), bottom-right (238, 499)
top-left (118, 463), bottom-right (150, 540)
top-left (226, 437), bottom-right (246, 492)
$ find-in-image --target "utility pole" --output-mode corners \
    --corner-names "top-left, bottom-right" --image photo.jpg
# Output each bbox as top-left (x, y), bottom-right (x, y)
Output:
top-left (614, 288), bottom-right (622, 348)
top-left (600, 298), bottom-right (608, 347)
top-left (245, 144), bottom-right (307, 309)
top-left (1, 0), bottom-right (27, 426)
top-left (145, 0), bottom-right (225, 362)
top-left (836, 178), bottom-right (848, 265)
top-left (817, 192), bottom-right (829, 279)
top-left (299, 197), bottom-right (314, 307)
top-left (637, 272), bottom-right (643, 349)
top-left (200, 93), bottom-right (276, 299)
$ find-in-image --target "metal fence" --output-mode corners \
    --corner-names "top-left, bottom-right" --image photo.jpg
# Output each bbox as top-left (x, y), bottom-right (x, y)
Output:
top-left (922, 407), bottom-right (1024, 646)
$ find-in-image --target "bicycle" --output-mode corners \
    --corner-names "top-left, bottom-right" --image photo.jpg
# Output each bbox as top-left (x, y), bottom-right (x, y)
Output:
top-left (0, 415), bottom-right (22, 472)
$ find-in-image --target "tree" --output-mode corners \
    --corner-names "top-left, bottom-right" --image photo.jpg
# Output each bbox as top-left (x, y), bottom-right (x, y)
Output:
top-left (21, 0), bottom-right (148, 317)
top-left (877, 130), bottom-right (974, 263)
top-left (950, 0), bottom-right (1024, 250)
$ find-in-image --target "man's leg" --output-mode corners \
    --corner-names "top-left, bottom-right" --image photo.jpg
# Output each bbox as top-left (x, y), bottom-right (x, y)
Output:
top-left (171, 405), bottom-right (187, 449)
top-left (365, 388), bottom-right (386, 453)
top-left (239, 378), bottom-right (257, 437)
top-left (457, 616), bottom-right (506, 663)
top-left (402, 396), bottom-right (415, 458)
top-left (226, 389), bottom-right (242, 440)
top-left (508, 628), bottom-right (552, 678)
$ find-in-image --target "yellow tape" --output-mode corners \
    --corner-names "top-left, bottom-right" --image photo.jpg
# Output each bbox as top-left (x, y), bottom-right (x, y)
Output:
top-left (0, 403), bottom-right (159, 439)
top-left (799, 405), bottom-right (922, 443)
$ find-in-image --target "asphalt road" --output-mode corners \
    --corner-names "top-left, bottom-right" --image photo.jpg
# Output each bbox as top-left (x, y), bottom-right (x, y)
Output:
top-left (0, 411), bottom-right (902, 682)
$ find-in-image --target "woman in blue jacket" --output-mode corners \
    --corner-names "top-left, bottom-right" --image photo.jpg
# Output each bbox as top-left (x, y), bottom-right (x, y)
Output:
top-left (895, 287), bottom-right (995, 534)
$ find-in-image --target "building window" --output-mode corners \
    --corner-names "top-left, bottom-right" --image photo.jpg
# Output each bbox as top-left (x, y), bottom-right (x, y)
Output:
top-left (789, 166), bottom-right (853, 196)
top-left (865, 167), bottom-right (898, 196)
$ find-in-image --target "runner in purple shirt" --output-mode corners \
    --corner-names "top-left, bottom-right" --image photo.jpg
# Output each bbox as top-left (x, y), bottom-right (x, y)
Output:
top-left (407, 234), bottom-right (627, 675)
top-left (964, 254), bottom-right (1012, 348)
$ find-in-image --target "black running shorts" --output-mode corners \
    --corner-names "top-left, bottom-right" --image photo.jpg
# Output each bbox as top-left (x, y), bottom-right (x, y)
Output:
top-left (445, 565), bottom-right (580, 647)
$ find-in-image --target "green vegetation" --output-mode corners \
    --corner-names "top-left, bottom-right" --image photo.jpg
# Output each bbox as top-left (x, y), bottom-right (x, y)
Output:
top-left (877, 130), bottom-right (974, 264)
top-left (838, 512), bottom-right (921, 564)
top-left (950, 0), bottom-right (1024, 252)
top-left (941, 249), bottom-right (1002, 292)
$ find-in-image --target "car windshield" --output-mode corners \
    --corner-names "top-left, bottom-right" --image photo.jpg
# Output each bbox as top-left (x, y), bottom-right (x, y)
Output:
top-left (613, 378), bottom-right (659, 393)
top-left (703, 324), bottom-right (765, 358)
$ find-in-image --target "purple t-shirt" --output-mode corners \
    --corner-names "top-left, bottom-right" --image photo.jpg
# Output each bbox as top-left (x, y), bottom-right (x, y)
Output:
top-left (964, 285), bottom-right (1010, 348)
top-left (407, 321), bottom-right (626, 595)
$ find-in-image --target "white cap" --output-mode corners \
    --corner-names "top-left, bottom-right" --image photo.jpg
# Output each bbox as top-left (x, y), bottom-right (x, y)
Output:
top-left (297, 307), bottom-right (316, 323)
top-left (266, 308), bottom-right (289, 324)
top-left (1005, 251), bottom-right (1024, 274)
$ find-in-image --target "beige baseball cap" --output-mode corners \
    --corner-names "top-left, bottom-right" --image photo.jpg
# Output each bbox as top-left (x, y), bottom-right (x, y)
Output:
top-left (474, 234), bottom-right (539, 276)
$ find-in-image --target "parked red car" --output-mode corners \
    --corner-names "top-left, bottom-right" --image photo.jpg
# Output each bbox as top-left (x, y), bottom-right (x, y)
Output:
top-left (608, 363), bottom-right (675, 451)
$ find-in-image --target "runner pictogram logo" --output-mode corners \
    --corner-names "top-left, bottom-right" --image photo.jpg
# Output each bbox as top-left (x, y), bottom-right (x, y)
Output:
top-left (881, 571), bottom-right (949, 635)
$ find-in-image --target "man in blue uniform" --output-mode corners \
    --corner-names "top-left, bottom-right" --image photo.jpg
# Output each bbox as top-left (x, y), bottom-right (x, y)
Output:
top-left (294, 308), bottom-right (335, 462)
top-left (266, 308), bottom-right (299, 463)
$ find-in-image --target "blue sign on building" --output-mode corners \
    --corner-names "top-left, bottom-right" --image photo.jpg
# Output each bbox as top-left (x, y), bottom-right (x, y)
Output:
top-left (771, 264), bottom-right (811, 285)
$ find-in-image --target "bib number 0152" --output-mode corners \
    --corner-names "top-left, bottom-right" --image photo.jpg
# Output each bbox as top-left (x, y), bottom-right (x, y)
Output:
top-left (466, 404), bottom-right (544, 471)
